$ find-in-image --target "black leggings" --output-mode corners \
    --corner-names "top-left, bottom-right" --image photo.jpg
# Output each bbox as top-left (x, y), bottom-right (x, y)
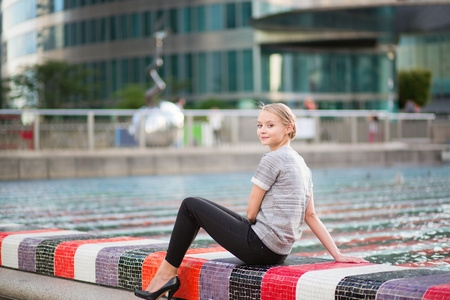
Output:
top-left (165, 197), bottom-right (287, 268)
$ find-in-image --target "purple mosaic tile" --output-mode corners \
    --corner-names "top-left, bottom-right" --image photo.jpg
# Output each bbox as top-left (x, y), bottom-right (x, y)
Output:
top-left (18, 234), bottom-right (94, 272)
top-left (376, 273), bottom-right (450, 300)
top-left (199, 258), bottom-right (240, 300)
top-left (96, 244), bottom-right (167, 287)
top-left (18, 237), bottom-right (41, 271)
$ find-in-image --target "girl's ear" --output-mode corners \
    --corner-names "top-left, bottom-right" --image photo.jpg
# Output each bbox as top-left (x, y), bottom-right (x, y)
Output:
top-left (286, 123), bottom-right (293, 134)
top-left (288, 123), bottom-right (294, 133)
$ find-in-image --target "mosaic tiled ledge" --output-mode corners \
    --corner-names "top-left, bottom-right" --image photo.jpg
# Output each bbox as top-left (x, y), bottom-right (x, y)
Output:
top-left (1, 223), bottom-right (449, 300)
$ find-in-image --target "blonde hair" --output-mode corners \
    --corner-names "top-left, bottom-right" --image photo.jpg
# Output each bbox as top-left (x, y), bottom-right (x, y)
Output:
top-left (260, 103), bottom-right (296, 140)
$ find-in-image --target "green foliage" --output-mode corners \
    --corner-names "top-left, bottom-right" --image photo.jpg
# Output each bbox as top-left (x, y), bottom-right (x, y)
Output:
top-left (0, 78), bottom-right (11, 109)
top-left (9, 60), bottom-right (95, 108)
top-left (398, 69), bottom-right (432, 108)
top-left (195, 98), bottom-right (234, 110)
top-left (114, 84), bottom-right (146, 109)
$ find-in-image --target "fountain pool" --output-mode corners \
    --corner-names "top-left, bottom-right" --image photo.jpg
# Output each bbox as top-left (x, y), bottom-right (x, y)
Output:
top-left (1, 165), bottom-right (449, 270)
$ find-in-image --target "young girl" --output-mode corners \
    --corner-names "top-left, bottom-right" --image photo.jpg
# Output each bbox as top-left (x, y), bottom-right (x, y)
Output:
top-left (135, 103), bottom-right (367, 300)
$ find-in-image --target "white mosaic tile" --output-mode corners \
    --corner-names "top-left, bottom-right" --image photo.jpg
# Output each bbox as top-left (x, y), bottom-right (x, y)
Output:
top-left (296, 264), bottom-right (408, 300)
top-left (1, 230), bottom-right (85, 269)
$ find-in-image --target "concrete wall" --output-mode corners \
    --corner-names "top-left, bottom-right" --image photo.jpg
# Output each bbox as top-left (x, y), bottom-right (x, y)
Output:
top-left (0, 143), bottom-right (446, 181)
top-left (432, 121), bottom-right (450, 143)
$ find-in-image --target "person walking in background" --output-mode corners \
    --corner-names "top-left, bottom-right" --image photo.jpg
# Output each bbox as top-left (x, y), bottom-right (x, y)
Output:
top-left (173, 97), bottom-right (186, 148)
top-left (175, 97), bottom-right (185, 110)
top-left (209, 107), bottom-right (223, 146)
top-left (135, 103), bottom-right (367, 300)
top-left (368, 112), bottom-right (380, 143)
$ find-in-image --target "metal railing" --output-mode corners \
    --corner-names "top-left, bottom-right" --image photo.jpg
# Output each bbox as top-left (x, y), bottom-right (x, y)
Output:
top-left (0, 109), bottom-right (436, 151)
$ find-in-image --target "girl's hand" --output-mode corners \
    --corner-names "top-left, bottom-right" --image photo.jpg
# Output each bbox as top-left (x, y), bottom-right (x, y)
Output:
top-left (334, 253), bottom-right (369, 264)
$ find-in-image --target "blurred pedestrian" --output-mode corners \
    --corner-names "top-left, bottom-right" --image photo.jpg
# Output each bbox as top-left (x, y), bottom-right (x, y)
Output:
top-left (368, 112), bottom-right (380, 143)
top-left (209, 107), bottom-right (223, 146)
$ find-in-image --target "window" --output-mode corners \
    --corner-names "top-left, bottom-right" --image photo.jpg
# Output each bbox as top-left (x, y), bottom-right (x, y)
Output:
top-left (4, 0), bottom-right (37, 28)
top-left (87, 20), bottom-right (95, 43)
top-left (100, 18), bottom-right (107, 42)
top-left (226, 3), bottom-right (236, 29)
top-left (143, 12), bottom-right (152, 37)
top-left (7, 31), bottom-right (37, 59)
top-left (80, 21), bottom-right (87, 44)
top-left (212, 52), bottom-right (222, 92)
top-left (109, 16), bottom-right (117, 41)
top-left (185, 54), bottom-right (193, 93)
top-left (228, 51), bottom-right (237, 92)
top-left (119, 14), bottom-right (128, 40)
top-left (122, 59), bottom-right (129, 84)
top-left (181, 7), bottom-right (191, 33)
top-left (241, 2), bottom-right (252, 27)
top-left (197, 53), bottom-right (207, 93)
top-left (242, 50), bottom-right (253, 91)
top-left (64, 24), bottom-right (70, 47)
top-left (132, 57), bottom-right (141, 82)
top-left (54, 0), bottom-right (64, 12)
top-left (210, 4), bottom-right (222, 31)
top-left (132, 13), bottom-right (141, 38)
top-left (111, 60), bottom-right (118, 92)
top-left (169, 9), bottom-right (178, 34)
top-left (197, 6), bottom-right (206, 32)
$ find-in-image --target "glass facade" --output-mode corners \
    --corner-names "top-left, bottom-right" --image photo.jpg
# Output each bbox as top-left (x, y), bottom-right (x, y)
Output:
top-left (260, 48), bottom-right (392, 109)
top-left (5, 2), bottom-right (253, 55)
top-left (398, 33), bottom-right (450, 96)
top-left (2, 0), bottom-right (449, 109)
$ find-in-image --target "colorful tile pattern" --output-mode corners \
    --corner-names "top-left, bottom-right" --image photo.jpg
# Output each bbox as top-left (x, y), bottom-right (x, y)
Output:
top-left (0, 223), bottom-right (449, 300)
top-left (94, 240), bottom-right (166, 286)
top-left (336, 269), bottom-right (448, 300)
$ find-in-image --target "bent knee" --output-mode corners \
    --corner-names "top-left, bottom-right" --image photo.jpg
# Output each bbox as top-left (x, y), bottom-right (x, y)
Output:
top-left (180, 197), bottom-right (203, 209)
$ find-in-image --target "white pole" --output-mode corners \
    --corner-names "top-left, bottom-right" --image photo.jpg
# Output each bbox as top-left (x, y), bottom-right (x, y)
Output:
top-left (88, 111), bottom-right (94, 150)
top-left (33, 112), bottom-right (40, 151)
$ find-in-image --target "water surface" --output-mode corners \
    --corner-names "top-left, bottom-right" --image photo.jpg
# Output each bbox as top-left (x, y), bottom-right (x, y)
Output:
top-left (1, 165), bottom-right (449, 270)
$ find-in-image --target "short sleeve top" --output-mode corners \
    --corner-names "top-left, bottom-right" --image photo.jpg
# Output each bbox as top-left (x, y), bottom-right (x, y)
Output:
top-left (251, 146), bottom-right (313, 255)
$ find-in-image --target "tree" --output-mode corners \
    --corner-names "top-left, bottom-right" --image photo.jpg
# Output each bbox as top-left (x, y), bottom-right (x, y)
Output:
top-left (114, 84), bottom-right (147, 109)
top-left (0, 78), bottom-right (11, 109)
top-left (398, 69), bottom-right (432, 109)
top-left (9, 60), bottom-right (95, 108)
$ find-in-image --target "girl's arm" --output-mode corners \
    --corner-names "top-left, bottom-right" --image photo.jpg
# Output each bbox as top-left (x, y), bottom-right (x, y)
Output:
top-left (247, 184), bottom-right (266, 224)
top-left (304, 190), bottom-right (368, 263)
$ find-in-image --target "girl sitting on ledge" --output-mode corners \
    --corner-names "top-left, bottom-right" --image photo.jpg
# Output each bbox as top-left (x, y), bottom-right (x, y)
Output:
top-left (135, 103), bottom-right (367, 300)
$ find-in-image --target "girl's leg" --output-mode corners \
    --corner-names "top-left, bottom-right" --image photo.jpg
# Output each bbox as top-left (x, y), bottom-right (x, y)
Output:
top-left (146, 197), bottom-right (285, 292)
top-left (165, 197), bottom-right (284, 267)
top-left (146, 197), bottom-right (247, 292)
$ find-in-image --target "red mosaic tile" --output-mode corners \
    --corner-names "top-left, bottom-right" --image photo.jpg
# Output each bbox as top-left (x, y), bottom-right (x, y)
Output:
top-left (141, 247), bottom-right (225, 300)
top-left (142, 251), bottom-right (167, 290)
top-left (261, 262), bottom-right (373, 300)
top-left (423, 283), bottom-right (450, 300)
top-left (0, 229), bottom-right (63, 265)
top-left (54, 237), bottom-right (143, 278)
top-left (177, 257), bottom-right (208, 300)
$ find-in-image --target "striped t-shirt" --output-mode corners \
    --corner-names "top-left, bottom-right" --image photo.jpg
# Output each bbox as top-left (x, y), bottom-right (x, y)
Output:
top-left (251, 145), bottom-right (312, 255)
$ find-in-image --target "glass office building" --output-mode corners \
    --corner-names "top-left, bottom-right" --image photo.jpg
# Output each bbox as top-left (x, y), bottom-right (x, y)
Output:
top-left (2, 0), bottom-right (450, 110)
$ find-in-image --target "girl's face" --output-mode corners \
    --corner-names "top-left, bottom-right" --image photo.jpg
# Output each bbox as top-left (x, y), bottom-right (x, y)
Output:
top-left (257, 110), bottom-right (292, 151)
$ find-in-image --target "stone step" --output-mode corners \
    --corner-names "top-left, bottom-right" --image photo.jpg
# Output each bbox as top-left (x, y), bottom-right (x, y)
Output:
top-left (1, 223), bottom-right (449, 299)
